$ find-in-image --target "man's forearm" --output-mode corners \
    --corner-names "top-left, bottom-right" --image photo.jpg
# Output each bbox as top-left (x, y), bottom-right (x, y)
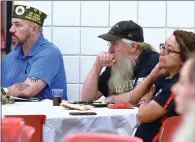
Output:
top-left (8, 83), bottom-right (31, 97)
top-left (112, 93), bottom-right (130, 104)
top-left (81, 62), bottom-right (102, 101)
top-left (5, 77), bottom-right (47, 98)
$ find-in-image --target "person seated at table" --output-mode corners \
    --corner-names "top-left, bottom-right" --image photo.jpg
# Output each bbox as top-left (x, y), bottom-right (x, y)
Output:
top-left (131, 30), bottom-right (195, 142)
top-left (171, 52), bottom-right (195, 142)
top-left (1, 3), bottom-right (67, 100)
top-left (81, 20), bottom-right (159, 102)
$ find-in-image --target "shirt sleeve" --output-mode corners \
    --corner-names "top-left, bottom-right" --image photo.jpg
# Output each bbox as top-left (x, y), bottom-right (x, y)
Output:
top-left (28, 48), bottom-right (61, 86)
top-left (154, 89), bottom-right (171, 107)
top-left (153, 88), bottom-right (177, 116)
top-left (98, 67), bottom-right (111, 97)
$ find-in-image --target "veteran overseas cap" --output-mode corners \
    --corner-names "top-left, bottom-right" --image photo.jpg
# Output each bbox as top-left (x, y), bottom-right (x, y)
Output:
top-left (98, 20), bottom-right (144, 42)
top-left (12, 4), bottom-right (47, 27)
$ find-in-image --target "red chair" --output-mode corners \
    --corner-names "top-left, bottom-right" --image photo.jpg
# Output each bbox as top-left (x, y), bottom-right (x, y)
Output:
top-left (159, 116), bottom-right (182, 142)
top-left (65, 133), bottom-right (143, 142)
top-left (2, 117), bottom-right (24, 142)
top-left (21, 125), bottom-right (36, 142)
top-left (2, 117), bottom-right (35, 142)
top-left (5, 115), bottom-right (46, 142)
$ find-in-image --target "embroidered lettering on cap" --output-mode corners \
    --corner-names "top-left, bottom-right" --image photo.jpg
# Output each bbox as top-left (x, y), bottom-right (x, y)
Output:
top-left (39, 11), bottom-right (42, 15)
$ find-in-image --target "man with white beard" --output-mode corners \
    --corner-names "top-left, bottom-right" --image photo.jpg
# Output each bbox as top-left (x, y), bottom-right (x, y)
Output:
top-left (108, 47), bottom-right (137, 94)
top-left (81, 20), bottom-right (159, 103)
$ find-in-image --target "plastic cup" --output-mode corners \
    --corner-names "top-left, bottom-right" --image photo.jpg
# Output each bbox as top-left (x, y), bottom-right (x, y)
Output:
top-left (52, 89), bottom-right (63, 106)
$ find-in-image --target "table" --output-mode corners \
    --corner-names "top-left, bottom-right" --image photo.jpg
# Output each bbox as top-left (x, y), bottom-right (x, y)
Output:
top-left (2, 100), bottom-right (138, 142)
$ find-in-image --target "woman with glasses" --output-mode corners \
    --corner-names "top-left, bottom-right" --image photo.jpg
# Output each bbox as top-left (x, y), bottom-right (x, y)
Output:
top-left (171, 52), bottom-right (195, 142)
top-left (127, 30), bottom-right (195, 142)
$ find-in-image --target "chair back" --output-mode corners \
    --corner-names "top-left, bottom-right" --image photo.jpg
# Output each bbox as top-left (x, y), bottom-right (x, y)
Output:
top-left (5, 115), bottom-right (46, 142)
top-left (65, 133), bottom-right (143, 142)
top-left (159, 116), bottom-right (182, 142)
top-left (21, 125), bottom-right (36, 142)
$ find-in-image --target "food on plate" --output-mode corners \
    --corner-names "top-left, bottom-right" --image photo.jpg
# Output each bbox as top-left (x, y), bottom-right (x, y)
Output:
top-left (60, 101), bottom-right (94, 111)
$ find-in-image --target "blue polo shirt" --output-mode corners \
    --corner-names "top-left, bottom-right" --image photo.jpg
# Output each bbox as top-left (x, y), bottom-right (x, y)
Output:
top-left (1, 34), bottom-right (68, 100)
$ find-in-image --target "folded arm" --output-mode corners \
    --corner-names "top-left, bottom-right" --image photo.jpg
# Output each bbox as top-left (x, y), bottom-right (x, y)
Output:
top-left (106, 73), bottom-right (157, 105)
top-left (137, 100), bottom-right (167, 123)
top-left (81, 61), bottom-right (103, 101)
top-left (106, 63), bottom-right (167, 105)
top-left (7, 48), bottom-right (62, 98)
top-left (8, 77), bottom-right (46, 97)
top-left (138, 85), bottom-right (176, 123)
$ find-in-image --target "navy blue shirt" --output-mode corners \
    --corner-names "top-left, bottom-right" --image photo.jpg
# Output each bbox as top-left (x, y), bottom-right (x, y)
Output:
top-left (1, 34), bottom-right (68, 100)
top-left (98, 48), bottom-right (159, 97)
top-left (135, 74), bottom-right (179, 142)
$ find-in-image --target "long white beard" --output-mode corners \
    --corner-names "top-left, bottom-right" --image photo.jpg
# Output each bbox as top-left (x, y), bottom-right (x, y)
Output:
top-left (108, 56), bottom-right (137, 95)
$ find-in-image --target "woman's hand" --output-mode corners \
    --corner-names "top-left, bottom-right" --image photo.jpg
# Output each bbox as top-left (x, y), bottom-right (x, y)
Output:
top-left (139, 85), bottom-right (155, 103)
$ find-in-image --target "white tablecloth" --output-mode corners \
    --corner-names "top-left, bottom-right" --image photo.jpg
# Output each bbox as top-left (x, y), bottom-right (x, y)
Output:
top-left (2, 100), bottom-right (138, 142)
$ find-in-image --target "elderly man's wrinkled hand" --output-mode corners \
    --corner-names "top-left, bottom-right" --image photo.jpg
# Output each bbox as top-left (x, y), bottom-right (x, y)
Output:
top-left (105, 95), bottom-right (115, 104)
top-left (97, 52), bottom-right (116, 67)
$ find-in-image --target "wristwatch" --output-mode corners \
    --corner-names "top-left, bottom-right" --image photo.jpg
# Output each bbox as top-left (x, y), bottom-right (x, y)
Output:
top-left (1, 87), bottom-right (14, 105)
top-left (1, 87), bottom-right (8, 95)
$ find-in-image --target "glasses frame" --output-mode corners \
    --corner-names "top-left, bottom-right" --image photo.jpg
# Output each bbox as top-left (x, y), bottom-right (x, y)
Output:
top-left (159, 43), bottom-right (181, 55)
top-left (107, 43), bottom-right (118, 49)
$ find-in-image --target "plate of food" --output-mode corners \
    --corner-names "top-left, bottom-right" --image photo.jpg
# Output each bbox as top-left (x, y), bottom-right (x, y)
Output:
top-left (60, 101), bottom-right (94, 111)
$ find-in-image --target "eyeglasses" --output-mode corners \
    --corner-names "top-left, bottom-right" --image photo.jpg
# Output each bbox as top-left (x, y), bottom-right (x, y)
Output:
top-left (107, 43), bottom-right (118, 48)
top-left (159, 43), bottom-right (181, 55)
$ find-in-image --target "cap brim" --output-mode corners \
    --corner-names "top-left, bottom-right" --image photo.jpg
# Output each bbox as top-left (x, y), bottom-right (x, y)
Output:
top-left (98, 33), bottom-right (122, 41)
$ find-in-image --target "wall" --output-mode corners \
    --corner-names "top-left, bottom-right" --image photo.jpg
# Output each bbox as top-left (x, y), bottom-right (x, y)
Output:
top-left (15, 1), bottom-right (195, 101)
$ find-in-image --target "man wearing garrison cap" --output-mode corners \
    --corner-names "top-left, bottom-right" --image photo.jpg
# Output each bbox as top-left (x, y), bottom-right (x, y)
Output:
top-left (1, 3), bottom-right (68, 100)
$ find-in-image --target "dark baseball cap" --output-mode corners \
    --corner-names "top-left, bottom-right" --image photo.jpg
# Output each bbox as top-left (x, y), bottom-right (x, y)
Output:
top-left (98, 20), bottom-right (144, 42)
